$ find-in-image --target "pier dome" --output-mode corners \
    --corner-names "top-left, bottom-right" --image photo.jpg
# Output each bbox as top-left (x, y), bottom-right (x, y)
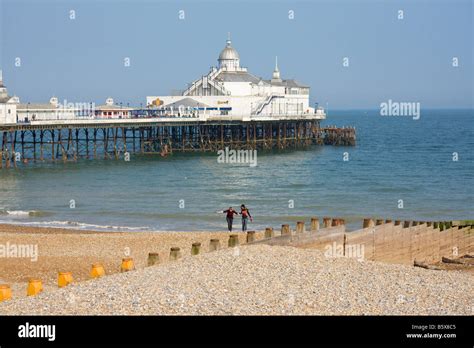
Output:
top-left (218, 36), bottom-right (240, 71)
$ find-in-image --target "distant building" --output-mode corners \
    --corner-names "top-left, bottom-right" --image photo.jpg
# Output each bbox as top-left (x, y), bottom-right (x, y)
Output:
top-left (95, 98), bottom-right (132, 119)
top-left (16, 97), bottom-right (77, 123)
top-left (0, 71), bottom-right (18, 124)
top-left (147, 35), bottom-right (324, 118)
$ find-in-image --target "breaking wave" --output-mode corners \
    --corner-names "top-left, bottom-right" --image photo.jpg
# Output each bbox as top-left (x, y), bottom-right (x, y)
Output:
top-left (0, 219), bottom-right (150, 232)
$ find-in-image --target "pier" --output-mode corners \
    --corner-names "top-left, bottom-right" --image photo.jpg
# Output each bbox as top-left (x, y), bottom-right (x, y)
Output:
top-left (0, 117), bottom-right (355, 168)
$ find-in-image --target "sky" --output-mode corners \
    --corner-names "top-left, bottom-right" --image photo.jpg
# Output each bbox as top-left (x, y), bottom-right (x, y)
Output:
top-left (0, 0), bottom-right (472, 109)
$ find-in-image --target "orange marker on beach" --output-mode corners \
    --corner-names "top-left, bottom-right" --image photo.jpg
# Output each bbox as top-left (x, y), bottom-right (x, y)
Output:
top-left (90, 264), bottom-right (105, 278)
top-left (58, 272), bottom-right (73, 288)
top-left (27, 279), bottom-right (43, 296)
top-left (120, 258), bottom-right (134, 272)
top-left (0, 284), bottom-right (12, 301)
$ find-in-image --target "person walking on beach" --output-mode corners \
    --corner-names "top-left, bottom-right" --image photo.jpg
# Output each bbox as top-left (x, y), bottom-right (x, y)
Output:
top-left (222, 207), bottom-right (238, 232)
top-left (239, 204), bottom-right (253, 232)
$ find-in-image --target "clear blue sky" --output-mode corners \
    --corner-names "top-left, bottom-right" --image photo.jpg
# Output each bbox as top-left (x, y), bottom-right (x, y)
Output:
top-left (0, 0), bottom-right (472, 109)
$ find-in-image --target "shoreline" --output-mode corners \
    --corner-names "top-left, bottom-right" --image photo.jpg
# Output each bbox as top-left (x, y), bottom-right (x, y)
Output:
top-left (0, 222), bottom-right (472, 315)
top-left (0, 223), bottom-right (263, 300)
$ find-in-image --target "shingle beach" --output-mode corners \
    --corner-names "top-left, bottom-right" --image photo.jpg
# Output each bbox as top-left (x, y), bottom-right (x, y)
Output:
top-left (0, 225), bottom-right (472, 315)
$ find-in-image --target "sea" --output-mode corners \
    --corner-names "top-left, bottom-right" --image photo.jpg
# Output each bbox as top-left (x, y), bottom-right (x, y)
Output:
top-left (0, 109), bottom-right (472, 232)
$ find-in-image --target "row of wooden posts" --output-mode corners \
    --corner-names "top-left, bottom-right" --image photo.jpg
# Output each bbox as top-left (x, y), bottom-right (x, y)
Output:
top-left (362, 218), bottom-right (460, 231)
top-left (0, 216), bottom-right (343, 302)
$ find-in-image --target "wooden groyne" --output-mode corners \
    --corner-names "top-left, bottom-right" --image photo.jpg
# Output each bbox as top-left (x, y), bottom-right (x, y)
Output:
top-left (0, 119), bottom-right (355, 168)
top-left (252, 218), bottom-right (473, 266)
top-left (1, 218), bottom-right (471, 302)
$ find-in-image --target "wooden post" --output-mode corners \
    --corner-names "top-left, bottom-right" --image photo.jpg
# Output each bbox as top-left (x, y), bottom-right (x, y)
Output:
top-left (246, 231), bottom-right (256, 243)
top-left (264, 227), bottom-right (274, 239)
top-left (169, 247), bottom-right (182, 260)
top-left (323, 217), bottom-right (331, 228)
top-left (342, 234), bottom-right (347, 257)
top-left (311, 217), bottom-right (320, 232)
top-left (281, 224), bottom-right (290, 236)
top-left (120, 258), bottom-right (135, 272)
top-left (228, 234), bottom-right (239, 248)
top-left (90, 264), bottom-right (105, 278)
top-left (209, 239), bottom-right (220, 251)
top-left (147, 252), bottom-right (160, 266)
top-left (58, 271), bottom-right (73, 288)
top-left (394, 220), bottom-right (401, 226)
top-left (385, 219), bottom-right (392, 224)
top-left (27, 279), bottom-right (43, 296)
top-left (296, 221), bottom-right (305, 233)
top-left (0, 284), bottom-right (12, 302)
top-left (191, 242), bottom-right (201, 255)
top-left (403, 221), bottom-right (411, 228)
top-left (363, 218), bottom-right (375, 228)
top-left (375, 219), bottom-right (384, 226)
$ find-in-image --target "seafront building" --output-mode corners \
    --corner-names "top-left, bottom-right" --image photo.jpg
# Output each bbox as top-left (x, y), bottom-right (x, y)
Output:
top-left (0, 36), bottom-right (325, 125)
top-left (147, 36), bottom-right (324, 118)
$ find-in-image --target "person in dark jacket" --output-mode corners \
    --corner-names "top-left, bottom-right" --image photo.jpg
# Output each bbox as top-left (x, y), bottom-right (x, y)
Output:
top-left (239, 204), bottom-right (253, 232)
top-left (222, 207), bottom-right (238, 232)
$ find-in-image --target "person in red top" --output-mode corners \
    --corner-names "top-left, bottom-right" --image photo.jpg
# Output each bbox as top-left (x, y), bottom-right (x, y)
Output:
top-left (239, 204), bottom-right (253, 232)
top-left (222, 207), bottom-right (238, 232)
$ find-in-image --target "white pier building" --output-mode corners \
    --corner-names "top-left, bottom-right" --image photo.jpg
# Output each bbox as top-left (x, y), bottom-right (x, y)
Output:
top-left (0, 36), bottom-right (325, 126)
top-left (147, 36), bottom-right (325, 119)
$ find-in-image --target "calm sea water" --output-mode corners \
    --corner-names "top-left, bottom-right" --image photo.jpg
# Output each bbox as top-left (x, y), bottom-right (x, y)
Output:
top-left (0, 109), bottom-right (472, 232)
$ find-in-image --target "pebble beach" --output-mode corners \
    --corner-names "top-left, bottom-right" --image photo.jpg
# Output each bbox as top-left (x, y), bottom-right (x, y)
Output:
top-left (0, 224), bottom-right (473, 315)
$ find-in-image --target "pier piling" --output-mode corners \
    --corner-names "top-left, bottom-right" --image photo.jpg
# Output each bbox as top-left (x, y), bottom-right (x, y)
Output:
top-left (0, 119), bottom-right (355, 169)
